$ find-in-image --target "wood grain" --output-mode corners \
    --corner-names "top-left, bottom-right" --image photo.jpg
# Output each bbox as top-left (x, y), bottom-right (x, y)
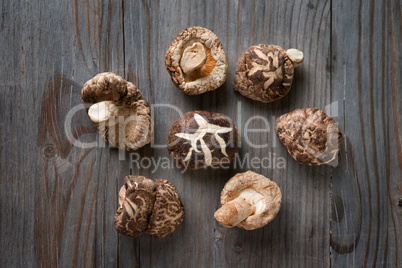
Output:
top-left (0, 0), bottom-right (400, 267)
top-left (331, 0), bottom-right (401, 267)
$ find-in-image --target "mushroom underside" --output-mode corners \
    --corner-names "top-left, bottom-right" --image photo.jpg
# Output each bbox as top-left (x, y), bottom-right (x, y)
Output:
top-left (214, 188), bottom-right (266, 227)
top-left (165, 27), bottom-right (228, 95)
top-left (179, 41), bottom-right (218, 82)
top-left (215, 171), bottom-right (282, 230)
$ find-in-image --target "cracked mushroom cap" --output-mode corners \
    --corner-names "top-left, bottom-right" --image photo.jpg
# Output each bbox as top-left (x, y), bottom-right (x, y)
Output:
top-left (81, 72), bottom-right (153, 151)
top-left (165, 26), bottom-right (228, 95)
top-left (114, 176), bottom-right (185, 238)
top-left (214, 171), bottom-right (282, 230)
top-left (233, 44), bottom-right (304, 103)
top-left (167, 110), bottom-right (241, 170)
top-left (275, 108), bottom-right (342, 166)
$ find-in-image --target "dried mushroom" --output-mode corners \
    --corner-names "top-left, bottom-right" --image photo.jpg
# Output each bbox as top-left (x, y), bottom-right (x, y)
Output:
top-left (165, 26), bottom-right (228, 95)
top-left (168, 111), bottom-right (240, 170)
top-left (114, 176), bottom-right (185, 238)
top-left (234, 44), bottom-right (303, 103)
top-left (275, 108), bottom-right (342, 166)
top-left (214, 171), bottom-right (282, 230)
top-left (81, 72), bottom-right (153, 151)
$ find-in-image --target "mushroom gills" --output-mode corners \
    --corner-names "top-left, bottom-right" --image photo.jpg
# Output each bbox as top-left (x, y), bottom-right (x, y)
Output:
top-left (215, 188), bottom-right (265, 227)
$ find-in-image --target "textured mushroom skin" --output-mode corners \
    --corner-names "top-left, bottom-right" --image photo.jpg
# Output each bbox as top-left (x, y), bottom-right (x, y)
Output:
top-left (233, 44), bottom-right (296, 103)
top-left (165, 26), bottom-right (228, 95)
top-left (167, 111), bottom-right (241, 170)
top-left (82, 72), bottom-right (130, 103)
top-left (81, 72), bottom-right (153, 151)
top-left (114, 176), bottom-right (185, 238)
top-left (275, 108), bottom-right (342, 165)
top-left (146, 179), bottom-right (186, 238)
top-left (114, 177), bottom-right (156, 237)
top-left (217, 171), bottom-right (282, 230)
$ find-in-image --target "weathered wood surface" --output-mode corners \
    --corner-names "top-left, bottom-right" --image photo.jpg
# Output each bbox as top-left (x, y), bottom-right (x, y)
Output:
top-left (0, 0), bottom-right (400, 267)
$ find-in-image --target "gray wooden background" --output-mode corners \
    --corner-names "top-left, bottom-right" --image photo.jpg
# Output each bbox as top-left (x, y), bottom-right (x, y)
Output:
top-left (1, 0), bottom-right (401, 267)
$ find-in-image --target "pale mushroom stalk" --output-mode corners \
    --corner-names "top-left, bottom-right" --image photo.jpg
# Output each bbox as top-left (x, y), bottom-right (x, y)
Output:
top-left (88, 100), bottom-right (129, 130)
top-left (286, 48), bottom-right (304, 67)
top-left (214, 188), bottom-right (265, 227)
top-left (88, 100), bottom-right (117, 123)
top-left (180, 42), bottom-right (207, 74)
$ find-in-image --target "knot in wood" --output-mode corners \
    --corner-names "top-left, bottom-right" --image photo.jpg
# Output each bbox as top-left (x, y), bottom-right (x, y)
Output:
top-left (41, 144), bottom-right (57, 159)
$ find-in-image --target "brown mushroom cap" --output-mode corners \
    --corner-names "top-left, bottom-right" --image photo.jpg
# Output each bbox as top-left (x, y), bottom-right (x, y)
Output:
top-left (233, 44), bottom-right (303, 103)
top-left (165, 26), bottom-right (228, 95)
top-left (81, 72), bottom-right (153, 151)
top-left (167, 110), bottom-right (241, 170)
top-left (114, 176), bottom-right (156, 237)
top-left (145, 179), bottom-right (186, 238)
top-left (114, 176), bottom-right (185, 238)
top-left (214, 171), bottom-right (282, 230)
top-left (275, 108), bottom-right (342, 166)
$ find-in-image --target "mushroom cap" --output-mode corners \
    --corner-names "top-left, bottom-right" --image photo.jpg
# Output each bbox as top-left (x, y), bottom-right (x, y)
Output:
top-left (219, 171), bottom-right (282, 230)
top-left (114, 176), bottom-right (185, 238)
top-left (82, 72), bottom-right (143, 104)
top-left (114, 176), bottom-right (156, 237)
top-left (275, 108), bottom-right (342, 165)
top-left (165, 26), bottom-right (228, 95)
top-left (81, 72), bottom-right (153, 151)
top-left (233, 44), bottom-right (301, 103)
top-left (167, 110), bottom-right (241, 170)
top-left (145, 179), bottom-right (185, 238)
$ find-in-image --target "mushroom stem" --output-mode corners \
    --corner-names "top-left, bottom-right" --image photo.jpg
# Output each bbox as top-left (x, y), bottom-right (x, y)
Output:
top-left (180, 42), bottom-right (207, 74)
top-left (88, 101), bottom-right (116, 123)
top-left (286, 48), bottom-right (304, 67)
top-left (214, 188), bottom-right (264, 227)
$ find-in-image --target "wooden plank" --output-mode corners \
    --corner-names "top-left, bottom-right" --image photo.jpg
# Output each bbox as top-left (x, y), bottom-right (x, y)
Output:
top-left (331, 0), bottom-right (402, 266)
top-left (123, 0), bottom-right (332, 267)
top-left (1, 0), bottom-right (400, 267)
top-left (0, 0), bottom-right (128, 267)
